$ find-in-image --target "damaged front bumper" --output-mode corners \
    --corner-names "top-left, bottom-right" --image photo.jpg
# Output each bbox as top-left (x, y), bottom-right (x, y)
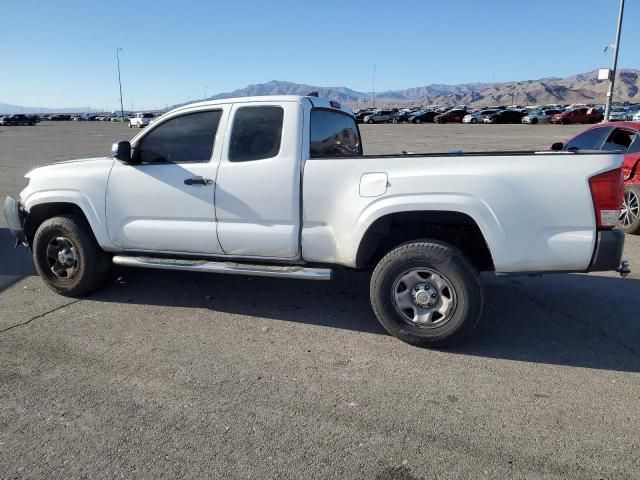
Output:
top-left (3, 196), bottom-right (28, 247)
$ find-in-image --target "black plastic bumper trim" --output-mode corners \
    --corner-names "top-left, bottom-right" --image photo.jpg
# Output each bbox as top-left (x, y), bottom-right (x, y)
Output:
top-left (3, 196), bottom-right (28, 246)
top-left (588, 229), bottom-right (625, 272)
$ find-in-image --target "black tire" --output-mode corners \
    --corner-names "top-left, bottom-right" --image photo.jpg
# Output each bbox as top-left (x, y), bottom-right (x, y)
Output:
top-left (562, 119), bottom-right (570, 125)
top-left (392, 118), bottom-right (398, 124)
top-left (531, 118), bottom-right (538, 125)
top-left (620, 184), bottom-right (640, 234)
top-left (367, 119), bottom-right (374, 124)
top-left (470, 118), bottom-right (477, 124)
top-left (370, 240), bottom-right (483, 347)
top-left (32, 215), bottom-right (111, 297)
top-left (414, 118), bottom-right (421, 124)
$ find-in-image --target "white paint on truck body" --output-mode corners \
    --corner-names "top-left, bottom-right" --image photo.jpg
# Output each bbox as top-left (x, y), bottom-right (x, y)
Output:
top-left (19, 95), bottom-right (622, 275)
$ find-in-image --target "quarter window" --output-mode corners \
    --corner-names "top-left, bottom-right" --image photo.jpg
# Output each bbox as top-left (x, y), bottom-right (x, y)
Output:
top-left (135, 110), bottom-right (222, 163)
top-left (229, 106), bottom-right (284, 162)
top-left (310, 110), bottom-right (362, 158)
top-left (602, 128), bottom-right (637, 152)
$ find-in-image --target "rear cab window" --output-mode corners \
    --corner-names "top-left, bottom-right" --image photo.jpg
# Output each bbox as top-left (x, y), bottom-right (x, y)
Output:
top-left (310, 109), bottom-right (362, 158)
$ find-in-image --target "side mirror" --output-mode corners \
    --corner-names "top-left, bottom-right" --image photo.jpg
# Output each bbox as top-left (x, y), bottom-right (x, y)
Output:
top-left (551, 142), bottom-right (564, 151)
top-left (111, 141), bottom-right (133, 162)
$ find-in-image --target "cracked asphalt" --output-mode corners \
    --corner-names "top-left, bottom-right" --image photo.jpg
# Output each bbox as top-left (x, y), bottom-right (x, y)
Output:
top-left (1, 122), bottom-right (639, 479)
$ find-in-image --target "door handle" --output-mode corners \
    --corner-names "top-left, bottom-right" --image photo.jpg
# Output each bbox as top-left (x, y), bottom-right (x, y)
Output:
top-left (184, 177), bottom-right (213, 186)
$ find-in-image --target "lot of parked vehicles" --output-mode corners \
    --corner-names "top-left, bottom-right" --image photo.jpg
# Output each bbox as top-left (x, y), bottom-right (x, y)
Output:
top-left (0, 111), bottom-right (159, 126)
top-left (354, 102), bottom-right (640, 126)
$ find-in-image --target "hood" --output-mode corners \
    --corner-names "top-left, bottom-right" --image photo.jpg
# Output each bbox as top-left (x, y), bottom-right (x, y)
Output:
top-left (26, 157), bottom-right (112, 176)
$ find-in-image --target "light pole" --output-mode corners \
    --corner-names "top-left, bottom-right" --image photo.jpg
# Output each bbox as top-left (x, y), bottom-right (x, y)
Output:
top-left (204, 87), bottom-right (209, 100)
top-left (116, 48), bottom-right (125, 122)
top-left (372, 64), bottom-right (376, 108)
top-left (604, 0), bottom-right (625, 121)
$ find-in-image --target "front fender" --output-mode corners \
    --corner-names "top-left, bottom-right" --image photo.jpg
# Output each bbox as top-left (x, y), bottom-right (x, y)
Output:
top-left (21, 189), bottom-right (114, 249)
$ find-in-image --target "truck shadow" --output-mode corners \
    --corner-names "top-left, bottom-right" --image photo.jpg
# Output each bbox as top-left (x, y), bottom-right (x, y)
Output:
top-left (0, 228), bottom-right (36, 292)
top-left (92, 267), bottom-right (640, 373)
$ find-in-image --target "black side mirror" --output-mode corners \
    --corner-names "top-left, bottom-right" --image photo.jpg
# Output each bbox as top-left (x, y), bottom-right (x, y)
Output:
top-left (551, 142), bottom-right (564, 151)
top-left (111, 141), bottom-right (133, 162)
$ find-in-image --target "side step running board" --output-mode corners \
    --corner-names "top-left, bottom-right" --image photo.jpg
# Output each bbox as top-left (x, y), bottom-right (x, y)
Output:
top-left (112, 255), bottom-right (332, 280)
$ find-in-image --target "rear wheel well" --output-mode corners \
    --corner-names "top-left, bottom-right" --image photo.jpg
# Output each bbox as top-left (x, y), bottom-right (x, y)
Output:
top-left (356, 211), bottom-right (495, 271)
top-left (24, 203), bottom-right (88, 245)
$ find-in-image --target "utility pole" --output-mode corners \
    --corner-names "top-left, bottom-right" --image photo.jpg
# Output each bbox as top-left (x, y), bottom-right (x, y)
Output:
top-left (372, 64), bottom-right (376, 108)
top-left (116, 48), bottom-right (125, 122)
top-left (604, 0), bottom-right (624, 121)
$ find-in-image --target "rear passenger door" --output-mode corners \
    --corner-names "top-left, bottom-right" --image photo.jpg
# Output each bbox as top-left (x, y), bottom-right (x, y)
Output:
top-left (214, 101), bottom-right (302, 259)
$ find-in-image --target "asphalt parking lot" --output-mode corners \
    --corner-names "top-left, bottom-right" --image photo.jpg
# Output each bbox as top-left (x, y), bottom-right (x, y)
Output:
top-left (1, 121), bottom-right (639, 479)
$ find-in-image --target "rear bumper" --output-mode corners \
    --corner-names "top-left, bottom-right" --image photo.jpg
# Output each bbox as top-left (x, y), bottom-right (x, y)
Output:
top-left (3, 196), bottom-right (28, 246)
top-left (588, 229), bottom-right (625, 272)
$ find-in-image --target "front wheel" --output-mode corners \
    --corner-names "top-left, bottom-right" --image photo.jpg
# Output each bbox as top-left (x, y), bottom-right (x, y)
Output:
top-left (620, 184), bottom-right (640, 234)
top-left (414, 118), bottom-right (421, 124)
top-left (33, 215), bottom-right (111, 297)
top-left (370, 240), bottom-right (483, 347)
top-left (470, 118), bottom-right (477, 124)
top-left (367, 119), bottom-right (374, 124)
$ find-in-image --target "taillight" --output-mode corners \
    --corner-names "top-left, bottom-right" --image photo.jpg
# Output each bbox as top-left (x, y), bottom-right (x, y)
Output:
top-left (588, 168), bottom-right (624, 229)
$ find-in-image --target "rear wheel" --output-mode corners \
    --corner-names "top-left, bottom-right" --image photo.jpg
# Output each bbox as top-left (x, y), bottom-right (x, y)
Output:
top-left (392, 118), bottom-right (398, 124)
top-left (33, 215), bottom-right (111, 297)
top-left (620, 184), bottom-right (640, 234)
top-left (370, 240), bottom-right (483, 347)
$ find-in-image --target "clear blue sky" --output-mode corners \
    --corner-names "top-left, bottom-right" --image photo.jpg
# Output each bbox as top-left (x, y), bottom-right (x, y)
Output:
top-left (1, 0), bottom-right (638, 110)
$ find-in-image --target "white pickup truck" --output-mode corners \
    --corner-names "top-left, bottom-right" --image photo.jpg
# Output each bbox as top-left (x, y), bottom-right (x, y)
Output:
top-left (3, 95), bottom-right (629, 346)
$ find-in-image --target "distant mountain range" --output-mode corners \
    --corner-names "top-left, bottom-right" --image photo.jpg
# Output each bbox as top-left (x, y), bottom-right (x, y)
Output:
top-left (196, 69), bottom-right (640, 108)
top-left (4, 69), bottom-right (640, 114)
top-left (0, 103), bottom-right (97, 114)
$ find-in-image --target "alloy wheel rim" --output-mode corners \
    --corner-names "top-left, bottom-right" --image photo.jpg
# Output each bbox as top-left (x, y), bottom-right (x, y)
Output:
top-left (392, 268), bottom-right (457, 328)
top-left (619, 189), bottom-right (639, 228)
top-left (46, 236), bottom-right (79, 279)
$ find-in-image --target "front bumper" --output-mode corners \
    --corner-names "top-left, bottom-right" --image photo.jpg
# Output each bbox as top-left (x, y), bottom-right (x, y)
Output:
top-left (588, 229), bottom-right (626, 273)
top-left (3, 196), bottom-right (28, 247)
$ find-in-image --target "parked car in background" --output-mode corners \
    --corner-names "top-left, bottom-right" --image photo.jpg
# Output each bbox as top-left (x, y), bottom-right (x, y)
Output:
top-left (552, 121), bottom-right (640, 233)
top-left (550, 107), bottom-right (602, 125)
top-left (0, 114), bottom-right (36, 126)
top-left (408, 110), bottom-right (439, 124)
top-left (354, 109), bottom-right (375, 123)
top-left (434, 109), bottom-right (467, 123)
top-left (392, 110), bottom-right (414, 123)
top-left (463, 110), bottom-right (497, 124)
top-left (484, 110), bottom-right (526, 124)
top-left (363, 109), bottom-right (396, 124)
top-left (129, 112), bottom-right (154, 128)
top-left (522, 109), bottom-right (563, 124)
top-left (608, 107), bottom-right (630, 122)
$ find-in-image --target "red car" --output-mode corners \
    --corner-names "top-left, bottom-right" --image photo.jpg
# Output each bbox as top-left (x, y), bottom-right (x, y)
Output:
top-left (550, 107), bottom-right (603, 125)
top-left (552, 121), bottom-right (640, 233)
top-left (434, 109), bottom-right (467, 123)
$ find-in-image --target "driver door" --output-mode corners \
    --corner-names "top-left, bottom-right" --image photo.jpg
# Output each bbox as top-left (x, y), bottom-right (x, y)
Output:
top-left (106, 107), bottom-right (228, 254)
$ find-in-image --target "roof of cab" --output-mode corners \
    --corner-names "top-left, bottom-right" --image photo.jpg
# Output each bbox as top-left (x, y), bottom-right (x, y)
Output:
top-left (173, 95), bottom-right (353, 116)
